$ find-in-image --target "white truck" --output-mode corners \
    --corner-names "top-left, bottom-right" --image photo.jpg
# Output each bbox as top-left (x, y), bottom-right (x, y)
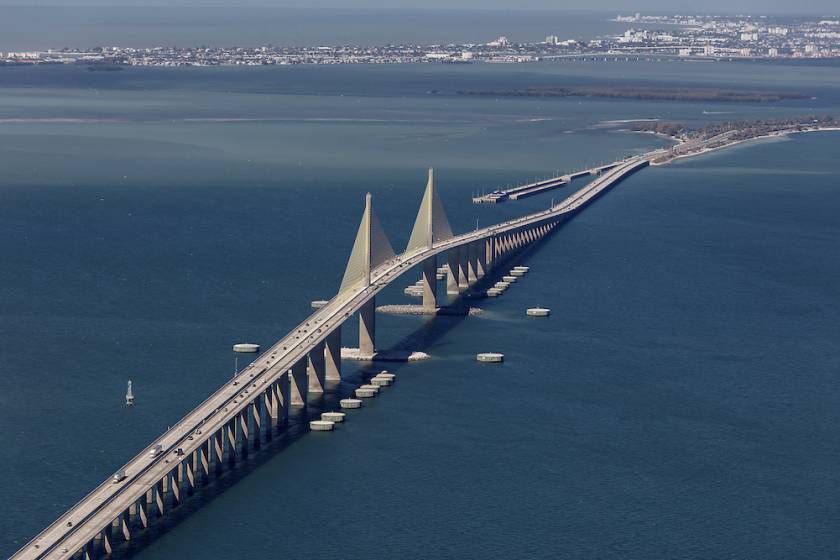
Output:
top-left (149, 444), bottom-right (163, 458)
top-left (112, 470), bottom-right (127, 483)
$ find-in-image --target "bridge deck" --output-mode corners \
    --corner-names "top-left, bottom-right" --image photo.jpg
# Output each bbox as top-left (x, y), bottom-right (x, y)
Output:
top-left (473, 162), bottom-right (619, 204)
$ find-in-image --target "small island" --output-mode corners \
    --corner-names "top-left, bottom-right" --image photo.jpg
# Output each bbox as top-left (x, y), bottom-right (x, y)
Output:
top-left (457, 86), bottom-right (807, 103)
top-left (629, 115), bottom-right (840, 164)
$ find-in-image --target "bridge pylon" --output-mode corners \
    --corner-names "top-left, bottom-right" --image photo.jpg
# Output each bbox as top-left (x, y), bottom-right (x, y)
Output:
top-left (339, 192), bottom-right (395, 295)
top-left (406, 168), bottom-right (454, 308)
top-left (339, 192), bottom-right (395, 358)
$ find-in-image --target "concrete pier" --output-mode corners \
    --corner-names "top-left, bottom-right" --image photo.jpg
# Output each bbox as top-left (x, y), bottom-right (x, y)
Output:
top-left (325, 327), bottom-right (342, 382)
top-left (477, 352), bottom-right (504, 363)
top-left (310, 420), bottom-right (335, 431)
top-left (421, 256), bottom-right (437, 310)
top-left (457, 245), bottom-right (469, 291)
top-left (308, 340), bottom-right (326, 394)
top-left (359, 298), bottom-right (376, 359)
top-left (527, 307), bottom-right (551, 317)
top-left (446, 250), bottom-right (459, 295)
top-left (289, 358), bottom-right (308, 407)
top-left (467, 242), bottom-right (479, 284)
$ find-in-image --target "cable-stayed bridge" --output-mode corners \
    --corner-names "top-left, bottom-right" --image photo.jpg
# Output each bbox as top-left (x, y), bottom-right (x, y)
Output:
top-left (12, 156), bottom-right (649, 560)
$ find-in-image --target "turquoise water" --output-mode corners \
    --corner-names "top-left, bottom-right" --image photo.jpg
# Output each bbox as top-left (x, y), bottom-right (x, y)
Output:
top-left (1, 62), bottom-right (839, 558)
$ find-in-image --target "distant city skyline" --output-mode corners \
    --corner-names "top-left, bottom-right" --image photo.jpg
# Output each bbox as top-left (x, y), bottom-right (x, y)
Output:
top-left (0, 1), bottom-right (837, 15)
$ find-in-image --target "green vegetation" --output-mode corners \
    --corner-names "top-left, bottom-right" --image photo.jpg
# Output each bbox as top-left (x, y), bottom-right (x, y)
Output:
top-left (632, 115), bottom-right (838, 140)
top-left (458, 86), bottom-right (807, 103)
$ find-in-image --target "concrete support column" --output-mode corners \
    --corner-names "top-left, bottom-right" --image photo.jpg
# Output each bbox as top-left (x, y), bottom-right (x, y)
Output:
top-left (486, 237), bottom-right (495, 272)
top-left (213, 430), bottom-right (224, 467)
top-left (446, 249), bottom-right (459, 295)
top-left (120, 511), bottom-right (131, 541)
top-left (290, 357), bottom-right (308, 407)
top-left (226, 418), bottom-right (237, 460)
top-left (200, 440), bottom-right (210, 478)
top-left (154, 480), bottom-right (165, 517)
top-left (359, 298), bottom-right (376, 358)
top-left (467, 243), bottom-right (479, 284)
top-left (277, 372), bottom-right (291, 423)
top-left (308, 340), bottom-right (326, 394)
top-left (177, 461), bottom-right (186, 489)
top-left (187, 453), bottom-right (196, 489)
top-left (102, 531), bottom-right (112, 555)
top-left (324, 327), bottom-right (342, 382)
top-left (83, 540), bottom-right (95, 560)
top-left (421, 255), bottom-right (437, 310)
top-left (170, 468), bottom-right (181, 504)
top-left (238, 410), bottom-right (250, 448)
top-left (138, 499), bottom-right (149, 528)
top-left (457, 245), bottom-right (469, 291)
top-left (476, 241), bottom-right (486, 279)
top-left (264, 387), bottom-right (276, 424)
top-left (251, 398), bottom-right (262, 442)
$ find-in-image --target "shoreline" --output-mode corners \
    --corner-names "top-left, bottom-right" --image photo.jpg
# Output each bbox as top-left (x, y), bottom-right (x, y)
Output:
top-left (649, 126), bottom-right (840, 166)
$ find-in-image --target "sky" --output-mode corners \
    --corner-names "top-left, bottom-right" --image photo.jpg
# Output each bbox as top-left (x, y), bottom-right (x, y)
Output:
top-left (0, 1), bottom-right (836, 14)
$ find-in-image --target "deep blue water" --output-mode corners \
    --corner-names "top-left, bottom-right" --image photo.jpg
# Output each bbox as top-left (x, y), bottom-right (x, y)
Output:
top-left (0, 62), bottom-right (839, 558)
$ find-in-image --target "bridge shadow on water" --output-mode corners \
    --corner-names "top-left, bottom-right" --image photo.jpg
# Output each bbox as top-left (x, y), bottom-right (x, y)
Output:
top-left (110, 233), bottom-right (556, 559)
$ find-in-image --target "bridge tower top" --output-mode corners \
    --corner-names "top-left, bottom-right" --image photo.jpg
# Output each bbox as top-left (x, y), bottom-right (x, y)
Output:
top-left (339, 192), bottom-right (395, 295)
top-left (406, 167), bottom-right (454, 252)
